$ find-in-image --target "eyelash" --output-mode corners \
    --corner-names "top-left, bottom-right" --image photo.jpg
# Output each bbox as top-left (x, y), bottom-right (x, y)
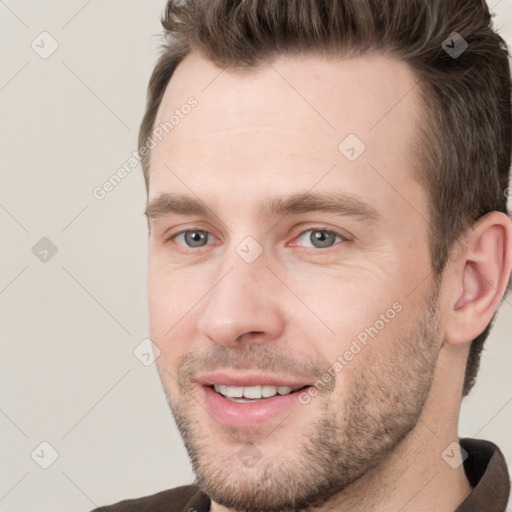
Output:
top-left (167, 226), bottom-right (347, 251)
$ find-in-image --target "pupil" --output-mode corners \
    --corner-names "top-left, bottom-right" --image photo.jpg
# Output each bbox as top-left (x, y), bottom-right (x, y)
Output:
top-left (311, 230), bottom-right (334, 248)
top-left (186, 231), bottom-right (206, 246)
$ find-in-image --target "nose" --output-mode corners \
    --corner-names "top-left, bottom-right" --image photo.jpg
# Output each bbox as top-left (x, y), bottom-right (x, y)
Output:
top-left (197, 256), bottom-right (286, 348)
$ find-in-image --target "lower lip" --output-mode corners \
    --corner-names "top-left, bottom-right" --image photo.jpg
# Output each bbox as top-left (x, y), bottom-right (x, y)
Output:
top-left (202, 386), bottom-right (310, 428)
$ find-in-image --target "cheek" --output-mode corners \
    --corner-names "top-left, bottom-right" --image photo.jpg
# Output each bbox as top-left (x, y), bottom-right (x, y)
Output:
top-left (292, 276), bottom-right (408, 383)
top-left (147, 256), bottom-right (195, 333)
top-left (323, 308), bottom-right (411, 406)
top-left (287, 271), bottom-right (399, 339)
top-left (147, 263), bottom-right (206, 370)
top-left (147, 270), bottom-right (170, 338)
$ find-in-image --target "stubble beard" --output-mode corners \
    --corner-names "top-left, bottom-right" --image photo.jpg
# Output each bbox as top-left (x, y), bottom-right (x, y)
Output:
top-left (165, 286), bottom-right (441, 512)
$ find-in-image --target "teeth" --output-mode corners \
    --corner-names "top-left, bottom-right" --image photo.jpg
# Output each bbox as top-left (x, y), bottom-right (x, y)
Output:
top-left (213, 384), bottom-right (296, 399)
top-left (262, 385), bottom-right (277, 398)
top-left (244, 386), bottom-right (263, 399)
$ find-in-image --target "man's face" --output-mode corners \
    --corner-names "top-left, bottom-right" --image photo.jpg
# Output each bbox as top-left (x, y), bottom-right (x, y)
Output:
top-left (146, 53), bottom-right (443, 511)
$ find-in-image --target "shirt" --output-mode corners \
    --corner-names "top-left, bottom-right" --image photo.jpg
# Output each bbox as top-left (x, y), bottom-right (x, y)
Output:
top-left (91, 438), bottom-right (510, 511)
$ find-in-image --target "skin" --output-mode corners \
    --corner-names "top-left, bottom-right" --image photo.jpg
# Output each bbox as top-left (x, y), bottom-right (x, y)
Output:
top-left (145, 52), bottom-right (512, 511)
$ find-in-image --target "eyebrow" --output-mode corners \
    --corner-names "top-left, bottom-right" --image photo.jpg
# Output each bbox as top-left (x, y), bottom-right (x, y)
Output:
top-left (145, 194), bottom-right (209, 219)
top-left (145, 192), bottom-right (381, 222)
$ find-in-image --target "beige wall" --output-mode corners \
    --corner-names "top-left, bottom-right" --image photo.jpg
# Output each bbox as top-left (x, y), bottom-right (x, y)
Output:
top-left (1, 1), bottom-right (511, 510)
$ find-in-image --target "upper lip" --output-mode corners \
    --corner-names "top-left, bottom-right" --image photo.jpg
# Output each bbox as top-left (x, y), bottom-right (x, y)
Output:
top-left (196, 372), bottom-right (312, 389)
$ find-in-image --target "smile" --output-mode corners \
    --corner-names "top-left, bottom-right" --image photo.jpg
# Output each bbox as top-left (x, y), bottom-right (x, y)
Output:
top-left (212, 383), bottom-right (307, 402)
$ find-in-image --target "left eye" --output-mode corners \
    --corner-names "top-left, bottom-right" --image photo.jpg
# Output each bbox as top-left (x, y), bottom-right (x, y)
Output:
top-left (296, 229), bottom-right (344, 249)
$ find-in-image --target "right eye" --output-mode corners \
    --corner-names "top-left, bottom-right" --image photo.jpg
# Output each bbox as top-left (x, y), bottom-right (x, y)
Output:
top-left (171, 230), bottom-right (216, 248)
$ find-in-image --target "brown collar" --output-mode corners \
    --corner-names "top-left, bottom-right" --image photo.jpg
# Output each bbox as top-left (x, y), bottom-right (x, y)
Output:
top-left (455, 438), bottom-right (510, 511)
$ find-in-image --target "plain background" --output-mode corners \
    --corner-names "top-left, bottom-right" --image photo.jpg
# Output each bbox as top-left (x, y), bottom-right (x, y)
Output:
top-left (1, 1), bottom-right (511, 510)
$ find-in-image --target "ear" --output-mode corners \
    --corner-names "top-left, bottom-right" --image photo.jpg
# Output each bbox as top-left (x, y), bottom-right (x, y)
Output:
top-left (444, 211), bottom-right (512, 346)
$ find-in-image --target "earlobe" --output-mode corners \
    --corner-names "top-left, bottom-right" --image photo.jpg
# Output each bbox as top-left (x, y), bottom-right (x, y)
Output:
top-left (445, 212), bottom-right (512, 346)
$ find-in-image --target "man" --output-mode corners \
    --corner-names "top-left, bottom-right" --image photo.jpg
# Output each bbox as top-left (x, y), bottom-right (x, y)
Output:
top-left (93, 0), bottom-right (512, 510)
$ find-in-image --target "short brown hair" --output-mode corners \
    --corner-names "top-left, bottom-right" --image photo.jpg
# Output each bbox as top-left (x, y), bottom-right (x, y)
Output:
top-left (139, 0), bottom-right (512, 396)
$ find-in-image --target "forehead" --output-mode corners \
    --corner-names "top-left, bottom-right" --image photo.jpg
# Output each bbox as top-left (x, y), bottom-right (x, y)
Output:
top-left (155, 51), bottom-right (419, 125)
top-left (148, 51), bottom-right (426, 222)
